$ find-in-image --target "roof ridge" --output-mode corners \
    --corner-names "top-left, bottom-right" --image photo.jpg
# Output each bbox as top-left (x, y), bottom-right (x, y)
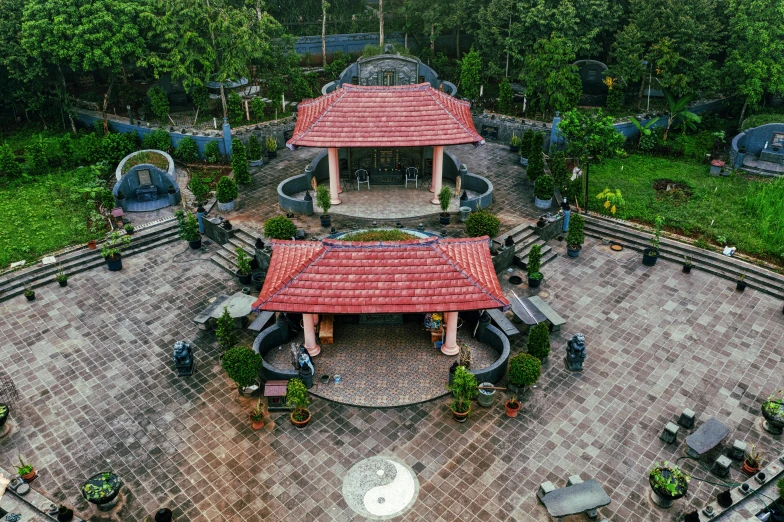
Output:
top-left (425, 88), bottom-right (484, 146)
top-left (287, 88), bottom-right (348, 148)
top-left (430, 241), bottom-right (508, 309)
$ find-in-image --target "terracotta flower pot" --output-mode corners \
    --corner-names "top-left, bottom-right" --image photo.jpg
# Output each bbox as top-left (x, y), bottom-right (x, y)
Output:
top-left (21, 469), bottom-right (37, 482)
top-left (290, 409), bottom-right (311, 428)
top-left (451, 407), bottom-right (470, 423)
top-left (87, 240), bottom-right (97, 250)
top-left (505, 400), bottom-right (520, 418)
top-left (742, 460), bottom-right (760, 476)
top-left (250, 416), bottom-right (264, 430)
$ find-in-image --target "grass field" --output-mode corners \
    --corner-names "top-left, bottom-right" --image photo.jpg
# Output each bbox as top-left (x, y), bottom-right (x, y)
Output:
top-left (589, 155), bottom-right (784, 263)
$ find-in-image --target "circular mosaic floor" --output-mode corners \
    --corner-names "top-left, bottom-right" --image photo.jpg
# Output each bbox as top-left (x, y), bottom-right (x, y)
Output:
top-left (342, 456), bottom-right (419, 520)
top-left (264, 322), bottom-right (499, 407)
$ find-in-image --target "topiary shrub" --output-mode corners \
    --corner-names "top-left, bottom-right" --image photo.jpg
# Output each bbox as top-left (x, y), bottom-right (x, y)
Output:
top-left (527, 244), bottom-right (543, 281)
top-left (534, 175), bottom-right (554, 201)
top-left (264, 215), bottom-right (297, 239)
top-left (247, 135), bottom-right (263, 161)
top-left (316, 185), bottom-right (331, 216)
top-left (232, 140), bottom-right (251, 184)
top-left (221, 345), bottom-right (262, 391)
top-left (215, 306), bottom-right (237, 352)
top-left (520, 129), bottom-right (536, 159)
top-left (141, 129), bottom-right (171, 153)
top-left (526, 151), bottom-right (544, 183)
top-left (527, 322), bottom-right (551, 360)
top-left (188, 171), bottom-right (209, 204)
top-left (438, 187), bottom-right (452, 214)
top-left (566, 213), bottom-right (585, 249)
top-left (227, 92), bottom-right (244, 124)
top-left (508, 352), bottom-right (541, 388)
top-left (175, 136), bottom-right (199, 164)
top-left (549, 151), bottom-right (569, 193)
top-left (148, 86), bottom-right (170, 122)
top-left (216, 176), bottom-right (237, 203)
top-left (465, 208), bottom-right (500, 238)
top-left (448, 365), bottom-right (478, 414)
top-left (204, 141), bottom-right (222, 164)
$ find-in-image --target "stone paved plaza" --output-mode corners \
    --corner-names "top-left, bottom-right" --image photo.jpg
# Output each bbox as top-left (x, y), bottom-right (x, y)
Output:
top-left (1, 228), bottom-right (783, 521)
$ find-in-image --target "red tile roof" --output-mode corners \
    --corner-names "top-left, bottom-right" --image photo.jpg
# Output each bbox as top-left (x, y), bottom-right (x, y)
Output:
top-left (287, 83), bottom-right (485, 149)
top-left (252, 236), bottom-right (509, 314)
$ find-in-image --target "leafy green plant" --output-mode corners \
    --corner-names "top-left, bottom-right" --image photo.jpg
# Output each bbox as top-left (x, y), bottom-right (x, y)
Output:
top-left (286, 378), bottom-right (311, 421)
top-left (534, 175), bottom-right (554, 201)
top-left (649, 215), bottom-right (664, 252)
top-left (178, 212), bottom-right (201, 242)
top-left (526, 149), bottom-right (544, 183)
top-left (566, 213), bottom-right (585, 249)
top-left (549, 151), bottom-right (569, 193)
top-left (507, 353), bottom-right (541, 388)
top-left (204, 141), bottom-right (222, 164)
top-left (250, 398), bottom-right (264, 422)
top-left (510, 134), bottom-right (521, 147)
top-left (23, 284), bottom-right (34, 298)
top-left (0, 143), bottom-right (22, 178)
top-left (316, 184), bottom-right (331, 216)
top-left (100, 132), bottom-right (135, 165)
top-left (221, 346), bottom-right (262, 390)
top-left (595, 188), bottom-right (625, 215)
top-left (527, 244), bottom-right (543, 281)
top-left (55, 269), bottom-right (68, 283)
top-left (459, 47), bottom-right (482, 100)
top-left (448, 365), bottom-right (478, 414)
top-left (232, 140), bottom-right (250, 185)
top-left (247, 135), bottom-right (263, 161)
top-left (100, 232), bottom-right (130, 260)
top-left (520, 130), bottom-right (537, 159)
top-left (649, 462), bottom-right (689, 497)
top-left (438, 187), bottom-right (452, 214)
top-left (663, 89), bottom-right (701, 140)
top-left (188, 172), bottom-right (210, 204)
top-left (215, 307), bottom-right (237, 353)
top-left (251, 98), bottom-right (267, 121)
top-left (17, 455), bottom-right (33, 476)
top-left (745, 443), bottom-right (763, 467)
top-left (763, 390), bottom-right (783, 419)
top-left (81, 472), bottom-right (119, 502)
top-left (175, 137), bottom-right (199, 164)
top-left (340, 230), bottom-right (418, 241)
top-left (216, 177), bottom-right (237, 203)
top-left (236, 247), bottom-right (251, 276)
top-left (141, 129), bottom-right (172, 153)
top-left (265, 136), bottom-right (278, 152)
top-left (629, 116), bottom-right (660, 148)
top-left (264, 215), bottom-right (297, 240)
top-left (465, 208), bottom-right (500, 238)
top-left (148, 86), bottom-right (170, 122)
top-left (124, 224), bottom-right (134, 234)
top-left (26, 134), bottom-right (48, 176)
top-left (227, 92), bottom-right (244, 124)
top-left (527, 322), bottom-right (551, 360)
top-left (0, 404), bottom-right (7, 417)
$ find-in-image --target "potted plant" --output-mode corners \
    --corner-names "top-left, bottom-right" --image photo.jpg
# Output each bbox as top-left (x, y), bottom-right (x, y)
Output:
top-left (216, 176), bottom-right (238, 212)
top-left (220, 346), bottom-right (262, 395)
top-left (55, 269), bottom-right (69, 287)
top-left (509, 133), bottom-right (521, 153)
top-left (265, 136), bottom-right (278, 159)
top-left (505, 396), bottom-right (521, 418)
top-left (87, 239), bottom-right (97, 250)
top-left (527, 322), bottom-right (551, 363)
top-left (527, 244), bottom-right (544, 287)
top-left (447, 366), bottom-right (478, 423)
top-left (438, 187), bottom-right (452, 225)
top-left (507, 353), bottom-right (541, 396)
top-left (465, 208), bottom-right (500, 241)
top-left (682, 255), bottom-right (693, 273)
top-left (248, 135), bottom-right (264, 166)
top-left (249, 398), bottom-right (264, 430)
top-left (642, 215), bottom-right (664, 266)
top-left (736, 272), bottom-right (747, 291)
top-left (264, 215), bottom-right (297, 240)
top-left (316, 185), bottom-right (331, 227)
top-left (80, 471), bottom-right (121, 510)
top-left (762, 390), bottom-right (784, 434)
top-left (56, 506), bottom-right (74, 522)
top-left (252, 271), bottom-right (265, 291)
top-left (534, 175), bottom-right (554, 209)
top-left (0, 403), bottom-right (8, 431)
top-left (235, 248), bottom-right (252, 284)
top-left (17, 455), bottom-right (36, 482)
top-left (101, 232), bottom-right (131, 272)
top-left (24, 284), bottom-right (36, 301)
top-left (595, 188), bottom-right (625, 216)
top-left (286, 378), bottom-right (311, 428)
top-left (649, 461), bottom-right (689, 508)
top-left (742, 444), bottom-right (763, 475)
top-left (123, 223), bottom-right (134, 235)
top-left (177, 211), bottom-right (202, 249)
top-left (566, 213), bottom-right (585, 257)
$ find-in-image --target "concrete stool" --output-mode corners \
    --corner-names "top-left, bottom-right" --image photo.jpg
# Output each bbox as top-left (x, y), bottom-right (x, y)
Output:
top-left (729, 440), bottom-right (747, 461)
top-left (660, 422), bottom-right (679, 444)
top-left (537, 481), bottom-right (555, 501)
top-left (567, 475), bottom-right (583, 486)
top-left (678, 408), bottom-right (695, 429)
top-left (714, 455), bottom-right (732, 478)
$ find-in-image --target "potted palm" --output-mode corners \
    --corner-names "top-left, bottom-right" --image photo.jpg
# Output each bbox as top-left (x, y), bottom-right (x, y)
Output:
top-left (527, 244), bottom-right (544, 287)
top-left (566, 213), bottom-right (585, 257)
top-left (265, 136), bottom-right (278, 159)
top-left (235, 248), bottom-right (252, 284)
top-left (316, 185), bottom-right (331, 227)
top-left (101, 232), bottom-right (131, 272)
top-left (505, 396), bottom-right (521, 418)
top-left (642, 216), bottom-right (664, 266)
top-left (220, 346), bottom-right (262, 396)
top-left (287, 378), bottom-right (311, 428)
top-left (249, 398), bottom-right (264, 430)
top-left (742, 444), bottom-right (763, 475)
top-left (438, 187), bottom-right (452, 225)
top-left (216, 176), bottom-right (238, 212)
top-left (649, 461), bottom-right (689, 508)
top-left (762, 390), bottom-right (784, 434)
top-left (17, 454), bottom-right (36, 482)
top-left (447, 366), bottom-right (478, 423)
top-left (507, 353), bottom-right (541, 396)
top-left (509, 133), bottom-right (522, 153)
top-left (534, 175), bottom-right (554, 209)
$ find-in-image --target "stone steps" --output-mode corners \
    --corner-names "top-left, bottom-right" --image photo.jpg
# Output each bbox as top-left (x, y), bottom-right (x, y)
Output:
top-left (0, 219), bottom-right (180, 303)
top-left (209, 228), bottom-right (260, 277)
top-left (494, 223), bottom-right (558, 271)
top-left (583, 215), bottom-right (784, 301)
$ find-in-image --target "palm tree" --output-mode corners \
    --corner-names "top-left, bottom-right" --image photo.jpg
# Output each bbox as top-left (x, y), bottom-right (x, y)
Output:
top-left (663, 89), bottom-right (701, 141)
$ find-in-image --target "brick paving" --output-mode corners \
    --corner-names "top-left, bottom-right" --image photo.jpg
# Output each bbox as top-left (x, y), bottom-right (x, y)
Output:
top-left (1, 208), bottom-right (783, 521)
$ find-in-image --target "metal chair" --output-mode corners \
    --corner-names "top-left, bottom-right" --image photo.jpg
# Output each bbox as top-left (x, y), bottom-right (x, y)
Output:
top-left (355, 169), bottom-right (370, 191)
top-left (405, 167), bottom-right (419, 188)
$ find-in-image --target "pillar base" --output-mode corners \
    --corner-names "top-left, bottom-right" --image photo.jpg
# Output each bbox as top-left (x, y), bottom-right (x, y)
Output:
top-left (330, 198), bottom-right (342, 205)
top-left (441, 343), bottom-right (459, 356)
top-left (305, 344), bottom-right (321, 357)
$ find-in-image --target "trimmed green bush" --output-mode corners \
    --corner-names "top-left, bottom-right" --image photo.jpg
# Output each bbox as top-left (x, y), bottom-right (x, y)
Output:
top-left (101, 132), bottom-right (135, 165)
top-left (549, 151), bottom-right (569, 193)
top-left (520, 130), bottom-right (536, 159)
top-left (527, 244), bottom-right (543, 281)
top-left (215, 306), bottom-right (237, 353)
top-left (527, 151), bottom-right (544, 183)
top-left (508, 353), bottom-right (541, 388)
top-left (247, 135), bottom-right (263, 161)
top-left (264, 215), bottom-right (297, 239)
top-left (527, 322), bottom-right (551, 360)
top-left (221, 345), bottom-right (262, 390)
top-left (448, 365), bottom-right (478, 414)
top-left (232, 140), bottom-right (251, 185)
top-left (465, 208), bottom-right (500, 238)
top-left (316, 184), bottom-right (331, 215)
top-left (188, 171), bottom-right (209, 204)
top-left (534, 175), bottom-right (554, 201)
top-left (566, 213), bottom-right (585, 249)
top-left (251, 98), bottom-right (267, 120)
top-left (216, 176), bottom-right (237, 203)
top-left (175, 136), bottom-right (199, 164)
top-left (141, 129), bottom-right (171, 153)
top-left (204, 141), bottom-right (222, 164)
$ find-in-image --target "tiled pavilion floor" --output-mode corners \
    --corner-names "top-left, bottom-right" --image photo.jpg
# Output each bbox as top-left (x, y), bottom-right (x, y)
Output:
top-left (1, 234), bottom-right (783, 521)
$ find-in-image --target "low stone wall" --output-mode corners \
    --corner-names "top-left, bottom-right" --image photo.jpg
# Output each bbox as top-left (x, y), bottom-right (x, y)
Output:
top-left (730, 122), bottom-right (784, 168)
top-left (203, 217), bottom-right (235, 245)
top-left (472, 319), bottom-right (510, 384)
top-left (443, 151), bottom-right (493, 211)
top-left (253, 315), bottom-right (299, 381)
top-left (492, 245), bottom-right (515, 272)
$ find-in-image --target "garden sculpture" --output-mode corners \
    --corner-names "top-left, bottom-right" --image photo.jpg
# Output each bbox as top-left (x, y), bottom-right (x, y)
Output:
top-left (565, 333), bottom-right (586, 372)
top-left (173, 341), bottom-right (194, 376)
top-left (298, 347), bottom-right (315, 376)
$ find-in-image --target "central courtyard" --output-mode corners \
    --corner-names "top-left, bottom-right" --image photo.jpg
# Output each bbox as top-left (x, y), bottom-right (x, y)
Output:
top-left (1, 216), bottom-right (782, 521)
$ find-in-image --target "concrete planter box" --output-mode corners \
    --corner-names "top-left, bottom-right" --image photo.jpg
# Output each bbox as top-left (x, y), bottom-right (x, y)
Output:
top-left (534, 196), bottom-right (552, 209)
top-left (217, 200), bottom-right (235, 212)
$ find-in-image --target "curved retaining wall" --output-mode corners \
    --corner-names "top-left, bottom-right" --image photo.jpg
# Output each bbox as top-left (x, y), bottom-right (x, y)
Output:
top-left (253, 316), bottom-right (300, 381)
top-left (730, 123), bottom-right (784, 168)
top-left (471, 323), bottom-right (510, 384)
top-left (115, 149), bottom-right (175, 182)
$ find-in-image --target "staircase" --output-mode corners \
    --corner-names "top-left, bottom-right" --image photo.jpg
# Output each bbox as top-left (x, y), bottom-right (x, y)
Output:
top-left (584, 214), bottom-right (784, 301)
top-left (493, 222), bottom-right (558, 270)
top-left (0, 218), bottom-right (180, 303)
top-left (209, 227), bottom-right (260, 276)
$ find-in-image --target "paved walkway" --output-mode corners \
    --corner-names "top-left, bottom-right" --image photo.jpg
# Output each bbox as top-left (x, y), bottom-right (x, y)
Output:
top-left (1, 236), bottom-right (783, 521)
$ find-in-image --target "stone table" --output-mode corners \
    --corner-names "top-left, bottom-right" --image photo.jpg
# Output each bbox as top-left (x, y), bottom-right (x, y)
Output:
top-left (685, 417), bottom-right (729, 458)
top-left (193, 292), bottom-right (257, 330)
top-left (510, 295), bottom-right (546, 326)
top-left (540, 479), bottom-right (611, 518)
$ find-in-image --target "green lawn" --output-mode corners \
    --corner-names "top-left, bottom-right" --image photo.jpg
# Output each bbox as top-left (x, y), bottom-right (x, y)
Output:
top-left (0, 168), bottom-right (107, 269)
top-left (589, 155), bottom-right (784, 264)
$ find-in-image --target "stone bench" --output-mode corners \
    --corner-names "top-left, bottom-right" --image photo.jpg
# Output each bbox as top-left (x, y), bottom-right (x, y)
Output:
top-left (248, 311), bottom-right (275, 332)
top-left (192, 294), bottom-right (230, 330)
top-left (319, 314), bottom-right (334, 344)
top-left (528, 296), bottom-right (566, 332)
top-left (538, 476), bottom-right (611, 521)
top-left (486, 308), bottom-right (519, 337)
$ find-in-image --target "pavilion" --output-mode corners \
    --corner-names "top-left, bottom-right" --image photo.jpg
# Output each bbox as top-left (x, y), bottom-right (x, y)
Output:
top-left (287, 83), bottom-right (484, 207)
top-left (251, 235), bottom-right (509, 357)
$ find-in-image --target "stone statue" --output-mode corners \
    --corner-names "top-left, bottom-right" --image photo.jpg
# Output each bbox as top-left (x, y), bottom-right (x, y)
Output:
top-left (565, 333), bottom-right (586, 372)
top-left (173, 341), bottom-right (194, 376)
top-left (298, 347), bottom-right (315, 376)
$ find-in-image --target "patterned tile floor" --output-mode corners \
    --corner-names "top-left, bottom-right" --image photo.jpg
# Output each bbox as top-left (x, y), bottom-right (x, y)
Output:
top-left (265, 322), bottom-right (499, 407)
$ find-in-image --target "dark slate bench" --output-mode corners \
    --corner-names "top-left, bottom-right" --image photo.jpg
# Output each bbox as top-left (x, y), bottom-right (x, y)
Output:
top-left (685, 417), bottom-right (729, 458)
top-left (528, 296), bottom-right (566, 332)
top-left (538, 476), bottom-right (611, 520)
top-left (248, 310), bottom-right (275, 332)
top-left (486, 308), bottom-right (520, 337)
top-left (193, 294), bottom-right (230, 330)
top-left (510, 295), bottom-right (547, 326)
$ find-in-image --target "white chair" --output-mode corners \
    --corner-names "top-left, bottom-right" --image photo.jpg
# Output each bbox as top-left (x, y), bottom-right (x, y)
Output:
top-left (356, 169), bottom-right (370, 191)
top-left (405, 167), bottom-right (418, 188)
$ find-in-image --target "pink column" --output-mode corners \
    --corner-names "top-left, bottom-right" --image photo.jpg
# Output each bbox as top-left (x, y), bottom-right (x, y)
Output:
top-left (303, 313), bottom-right (321, 356)
top-left (441, 311), bottom-right (459, 355)
top-left (430, 145), bottom-right (444, 204)
top-left (328, 148), bottom-right (342, 203)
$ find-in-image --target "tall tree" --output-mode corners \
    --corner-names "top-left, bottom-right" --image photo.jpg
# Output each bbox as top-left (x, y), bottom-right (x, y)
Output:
top-left (519, 35), bottom-right (582, 116)
top-left (322, 0), bottom-right (329, 66)
top-left (459, 47), bottom-right (482, 100)
top-left (378, 0), bottom-right (384, 47)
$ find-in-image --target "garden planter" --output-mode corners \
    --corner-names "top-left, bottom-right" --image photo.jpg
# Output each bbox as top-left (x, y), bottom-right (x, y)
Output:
top-left (682, 265), bottom-right (692, 273)
top-left (505, 400), bottom-right (520, 418)
top-left (440, 213), bottom-right (450, 225)
top-left (25, 293), bottom-right (36, 301)
top-left (528, 276), bottom-right (542, 288)
top-left (20, 469), bottom-right (37, 482)
top-left (290, 410), bottom-right (311, 428)
top-left (509, 275), bottom-right (523, 285)
top-left (81, 472), bottom-right (121, 510)
top-left (57, 507), bottom-right (74, 522)
top-left (510, 145), bottom-right (520, 153)
top-left (252, 272), bottom-right (265, 291)
top-left (736, 281), bottom-right (747, 291)
top-left (217, 200), bottom-right (235, 212)
top-left (761, 401), bottom-right (784, 434)
top-left (267, 150), bottom-right (277, 159)
top-left (250, 415), bottom-right (264, 430)
top-left (534, 196), bottom-right (552, 209)
top-left (106, 255), bottom-right (123, 272)
top-left (642, 248), bottom-right (659, 266)
top-left (188, 238), bottom-right (202, 249)
top-left (477, 383), bottom-right (495, 407)
top-left (451, 407), bottom-right (470, 423)
top-left (320, 215), bottom-right (331, 227)
top-left (87, 240), bottom-right (97, 250)
top-left (742, 459), bottom-right (760, 475)
top-left (236, 271), bottom-right (252, 285)
top-left (58, 280), bottom-right (68, 287)
top-left (567, 246), bottom-right (581, 258)
top-left (649, 469), bottom-right (687, 508)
